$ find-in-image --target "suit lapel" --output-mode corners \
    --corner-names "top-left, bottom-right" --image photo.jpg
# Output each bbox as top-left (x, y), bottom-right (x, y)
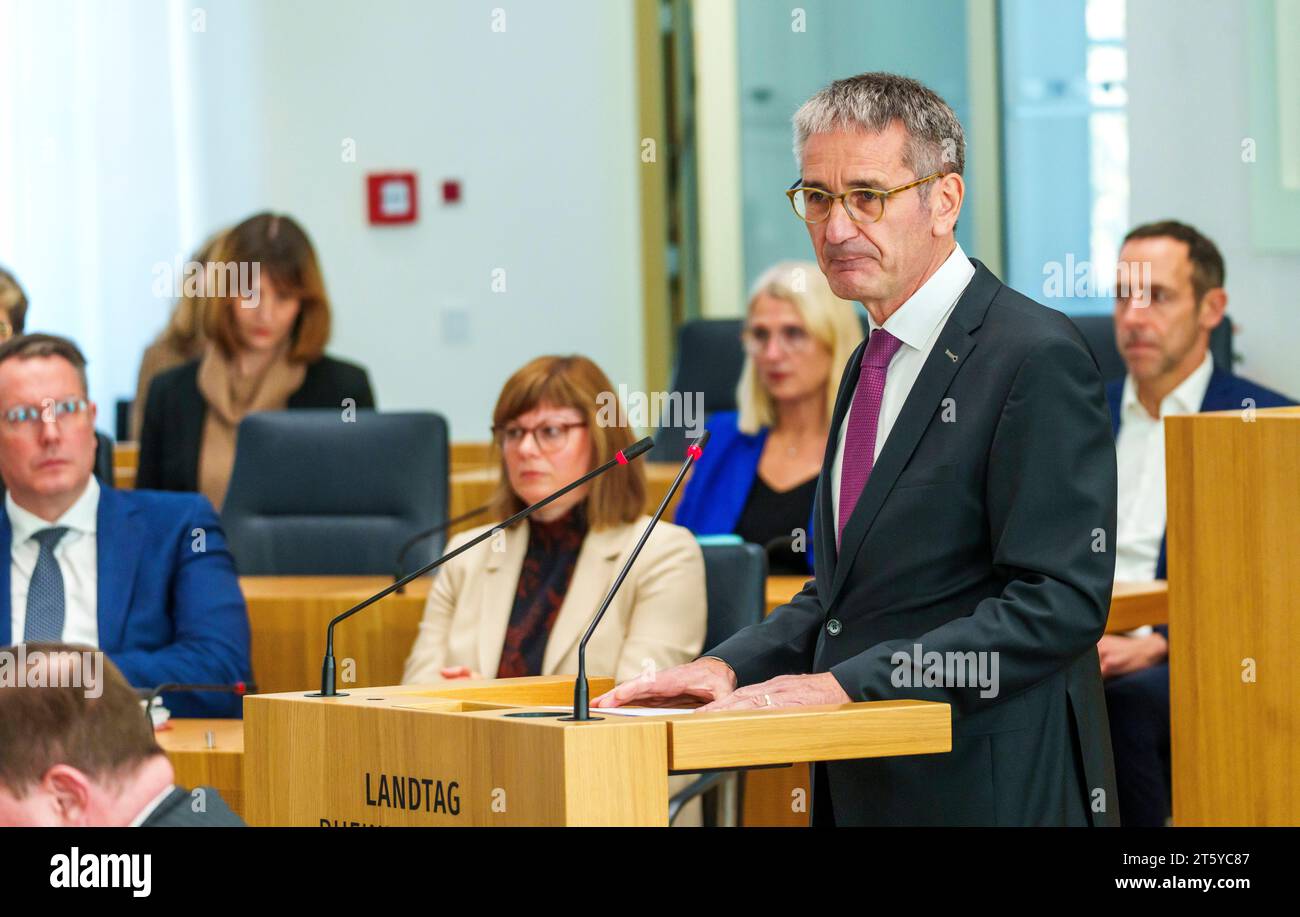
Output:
top-left (476, 522), bottom-right (526, 678)
top-left (828, 262), bottom-right (998, 608)
top-left (1199, 367), bottom-right (1234, 412)
top-left (542, 523), bottom-right (626, 675)
top-left (0, 511), bottom-right (11, 645)
top-left (96, 489), bottom-right (143, 651)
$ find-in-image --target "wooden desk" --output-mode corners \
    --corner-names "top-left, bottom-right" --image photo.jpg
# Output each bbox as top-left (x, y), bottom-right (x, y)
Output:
top-left (156, 718), bottom-right (245, 819)
top-left (241, 576), bottom-right (430, 696)
top-left (449, 462), bottom-right (690, 538)
top-left (1105, 580), bottom-right (1168, 633)
top-left (113, 441), bottom-right (138, 489)
top-left (114, 439), bottom-right (495, 494)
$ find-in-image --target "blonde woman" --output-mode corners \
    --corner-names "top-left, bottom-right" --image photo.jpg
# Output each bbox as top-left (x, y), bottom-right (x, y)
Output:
top-left (674, 261), bottom-right (862, 573)
top-left (403, 354), bottom-right (706, 685)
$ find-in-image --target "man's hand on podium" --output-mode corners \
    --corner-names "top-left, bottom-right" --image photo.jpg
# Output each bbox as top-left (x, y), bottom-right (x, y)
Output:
top-left (592, 656), bottom-right (737, 709)
top-left (694, 672), bottom-right (850, 712)
top-left (593, 659), bottom-right (852, 712)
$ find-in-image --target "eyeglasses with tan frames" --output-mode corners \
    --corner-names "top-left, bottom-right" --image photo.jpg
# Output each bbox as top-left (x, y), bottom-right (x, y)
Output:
top-left (786, 172), bottom-right (943, 224)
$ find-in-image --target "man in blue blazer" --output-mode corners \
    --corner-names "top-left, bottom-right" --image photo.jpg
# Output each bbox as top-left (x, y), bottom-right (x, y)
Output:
top-left (0, 334), bottom-right (250, 718)
top-left (1100, 220), bottom-right (1294, 825)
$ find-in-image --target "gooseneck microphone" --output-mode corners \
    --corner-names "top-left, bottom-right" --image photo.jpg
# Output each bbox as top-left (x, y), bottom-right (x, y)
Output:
top-left (392, 503), bottom-right (493, 593)
top-left (309, 436), bottom-right (655, 698)
top-left (139, 682), bottom-right (257, 726)
top-left (563, 430), bottom-right (710, 722)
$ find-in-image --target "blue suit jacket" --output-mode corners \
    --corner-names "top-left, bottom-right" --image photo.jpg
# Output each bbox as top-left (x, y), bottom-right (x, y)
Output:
top-left (1107, 365), bottom-right (1295, 585)
top-left (673, 411), bottom-right (816, 573)
top-left (0, 487), bottom-right (251, 717)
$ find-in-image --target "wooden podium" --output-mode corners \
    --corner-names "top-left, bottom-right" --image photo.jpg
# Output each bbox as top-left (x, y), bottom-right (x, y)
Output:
top-left (244, 675), bottom-right (950, 826)
top-left (1165, 406), bottom-right (1300, 825)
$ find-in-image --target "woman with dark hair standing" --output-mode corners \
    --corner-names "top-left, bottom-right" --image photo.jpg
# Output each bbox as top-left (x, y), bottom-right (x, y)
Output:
top-left (136, 212), bottom-right (375, 509)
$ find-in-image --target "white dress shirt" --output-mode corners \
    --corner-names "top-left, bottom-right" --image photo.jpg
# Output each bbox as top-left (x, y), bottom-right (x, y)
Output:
top-left (8, 476), bottom-right (100, 644)
top-left (129, 784), bottom-right (178, 827)
top-left (1114, 351), bottom-right (1213, 582)
top-left (831, 243), bottom-right (976, 536)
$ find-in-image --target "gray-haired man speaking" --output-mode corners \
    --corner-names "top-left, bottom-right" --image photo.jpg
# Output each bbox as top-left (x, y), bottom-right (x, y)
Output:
top-left (597, 72), bottom-right (1119, 826)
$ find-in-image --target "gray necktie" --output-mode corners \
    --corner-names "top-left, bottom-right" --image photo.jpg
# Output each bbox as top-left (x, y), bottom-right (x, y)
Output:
top-left (23, 526), bottom-right (70, 641)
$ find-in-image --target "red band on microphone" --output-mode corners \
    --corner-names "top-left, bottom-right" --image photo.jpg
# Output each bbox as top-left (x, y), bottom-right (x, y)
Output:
top-left (687, 444), bottom-right (702, 460)
top-left (615, 451), bottom-right (628, 465)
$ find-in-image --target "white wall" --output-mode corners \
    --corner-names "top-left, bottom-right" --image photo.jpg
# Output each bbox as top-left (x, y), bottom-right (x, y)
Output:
top-left (4, 0), bottom-right (646, 440)
top-left (1128, 0), bottom-right (1300, 397)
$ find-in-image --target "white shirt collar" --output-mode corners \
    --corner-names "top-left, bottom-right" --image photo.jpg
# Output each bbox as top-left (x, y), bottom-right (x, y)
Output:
top-left (5, 475), bottom-right (100, 547)
top-left (1121, 351), bottom-right (1214, 421)
top-left (129, 784), bottom-right (179, 828)
top-left (864, 242), bottom-right (975, 350)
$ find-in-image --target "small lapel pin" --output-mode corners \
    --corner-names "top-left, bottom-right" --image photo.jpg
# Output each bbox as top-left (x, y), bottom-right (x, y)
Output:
top-left (945, 348), bottom-right (958, 363)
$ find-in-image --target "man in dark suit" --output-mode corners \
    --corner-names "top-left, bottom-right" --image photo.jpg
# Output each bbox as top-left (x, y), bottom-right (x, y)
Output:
top-left (0, 642), bottom-right (243, 826)
top-left (597, 72), bottom-right (1119, 826)
top-left (0, 334), bottom-right (250, 717)
top-left (1100, 220), bottom-right (1294, 826)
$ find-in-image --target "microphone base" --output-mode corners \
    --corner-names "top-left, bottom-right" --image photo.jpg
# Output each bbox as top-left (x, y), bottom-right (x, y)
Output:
top-left (305, 691), bottom-right (350, 698)
top-left (557, 715), bottom-right (604, 722)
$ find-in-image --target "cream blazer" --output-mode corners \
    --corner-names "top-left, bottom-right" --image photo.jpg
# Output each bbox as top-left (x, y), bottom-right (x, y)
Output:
top-left (402, 516), bottom-right (706, 684)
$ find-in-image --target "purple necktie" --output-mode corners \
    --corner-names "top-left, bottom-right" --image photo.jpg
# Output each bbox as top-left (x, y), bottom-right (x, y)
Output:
top-left (837, 328), bottom-right (904, 546)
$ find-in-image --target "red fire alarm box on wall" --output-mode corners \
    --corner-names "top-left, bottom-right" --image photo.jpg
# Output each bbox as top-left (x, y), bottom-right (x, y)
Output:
top-left (367, 172), bottom-right (418, 224)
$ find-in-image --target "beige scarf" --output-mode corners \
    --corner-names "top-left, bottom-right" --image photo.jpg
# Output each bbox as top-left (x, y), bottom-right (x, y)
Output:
top-left (196, 343), bottom-right (306, 509)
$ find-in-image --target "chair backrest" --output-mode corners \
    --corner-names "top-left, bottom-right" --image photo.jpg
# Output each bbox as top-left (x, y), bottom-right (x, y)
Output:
top-left (1069, 313), bottom-right (1234, 384)
top-left (221, 410), bottom-right (449, 575)
top-left (95, 431), bottom-right (114, 487)
top-left (699, 541), bottom-right (768, 653)
top-left (649, 319), bottom-right (747, 462)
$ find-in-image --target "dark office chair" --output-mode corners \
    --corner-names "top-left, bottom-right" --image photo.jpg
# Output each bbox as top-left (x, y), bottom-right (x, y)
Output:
top-left (94, 431), bottom-right (114, 486)
top-left (1069, 313), bottom-right (1234, 385)
top-left (220, 410), bottom-right (449, 575)
top-left (649, 320), bottom-right (748, 462)
top-left (668, 541), bottom-right (768, 826)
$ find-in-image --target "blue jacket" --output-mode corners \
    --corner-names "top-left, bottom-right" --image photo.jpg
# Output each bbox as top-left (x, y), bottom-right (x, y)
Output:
top-left (673, 411), bottom-right (817, 573)
top-left (1107, 365), bottom-right (1295, 583)
top-left (0, 487), bottom-right (252, 718)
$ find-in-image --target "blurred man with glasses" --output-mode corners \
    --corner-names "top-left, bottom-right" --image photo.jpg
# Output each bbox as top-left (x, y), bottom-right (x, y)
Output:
top-left (599, 72), bottom-right (1120, 826)
top-left (0, 334), bottom-right (249, 717)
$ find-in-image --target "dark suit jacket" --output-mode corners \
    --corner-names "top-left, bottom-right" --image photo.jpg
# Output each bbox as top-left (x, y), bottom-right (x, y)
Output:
top-left (0, 488), bottom-right (251, 718)
top-left (135, 354), bottom-right (375, 493)
top-left (708, 260), bottom-right (1120, 826)
top-left (140, 785), bottom-right (245, 826)
top-left (1106, 366), bottom-right (1295, 579)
